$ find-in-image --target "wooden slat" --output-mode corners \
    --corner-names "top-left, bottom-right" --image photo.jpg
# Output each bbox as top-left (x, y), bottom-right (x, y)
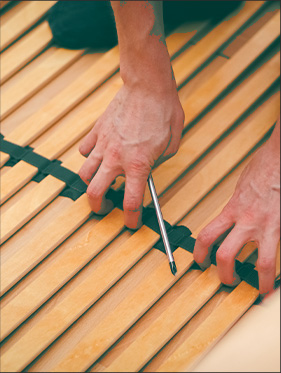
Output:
top-left (0, 157), bottom-right (256, 340)
top-left (1, 94), bottom-right (277, 372)
top-left (155, 282), bottom-right (259, 372)
top-left (1, 55), bottom-right (279, 291)
top-left (0, 0), bottom-right (264, 168)
top-left (46, 96), bottom-right (279, 373)
top-left (34, 155), bottom-right (254, 373)
top-left (0, 29), bottom-right (193, 167)
top-left (0, 30), bottom-right (191, 143)
top-left (2, 33), bottom-right (196, 286)
top-left (0, 1), bottom-right (56, 51)
top-left (180, 12), bottom-right (280, 121)
top-left (172, 1), bottom-right (265, 85)
top-left (2, 29), bottom-right (279, 240)
top-left (1, 47), bottom-right (83, 119)
top-left (0, 1), bottom-right (10, 9)
top-left (0, 153), bottom-right (9, 168)
top-left (0, 5), bottom-right (278, 370)
top-left (1, 11), bottom-right (279, 203)
top-left (181, 11), bottom-right (280, 123)
top-left (104, 266), bottom-right (221, 372)
top-left (89, 160), bottom-right (257, 373)
top-left (1, 21), bottom-right (53, 84)
top-left (0, 249), bottom-right (194, 372)
top-left (144, 50), bottom-right (280, 204)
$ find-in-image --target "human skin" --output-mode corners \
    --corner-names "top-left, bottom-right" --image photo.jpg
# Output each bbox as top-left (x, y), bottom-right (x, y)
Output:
top-left (79, 1), bottom-right (280, 294)
top-left (193, 120), bottom-right (280, 296)
top-left (79, 1), bottom-right (184, 229)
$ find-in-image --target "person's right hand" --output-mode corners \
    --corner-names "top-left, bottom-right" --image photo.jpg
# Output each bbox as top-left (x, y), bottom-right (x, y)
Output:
top-left (79, 81), bottom-right (184, 229)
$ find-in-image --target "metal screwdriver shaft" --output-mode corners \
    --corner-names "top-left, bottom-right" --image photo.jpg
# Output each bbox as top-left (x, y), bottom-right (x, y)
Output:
top-left (148, 174), bottom-right (177, 276)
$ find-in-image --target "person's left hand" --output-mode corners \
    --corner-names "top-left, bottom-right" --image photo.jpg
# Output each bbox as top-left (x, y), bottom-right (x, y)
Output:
top-left (193, 123), bottom-right (280, 295)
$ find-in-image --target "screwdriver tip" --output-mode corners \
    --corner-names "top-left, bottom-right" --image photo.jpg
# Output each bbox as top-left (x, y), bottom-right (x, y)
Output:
top-left (170, 261), bottom-right (177, 276)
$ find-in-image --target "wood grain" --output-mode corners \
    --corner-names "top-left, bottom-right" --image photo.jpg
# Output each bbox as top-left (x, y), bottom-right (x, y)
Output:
top-left (155, 282), bottom-right (259, 372)
top-left (0, 21), bottom-right (53, 84)
top-left (0, 1), bottom-right (263, 168)
top-left (0, 249), bottom-right (193, 372)
top-left (1, 16), bottom-right (278, 203)
top-left (104, 266), bottom-right (221, 372)
top-left (1, 47), bottom-right (83, 119)
top-left (173, 1), bottom-right (265, 86)
top-left (0, 1), bottom-right (56, 51)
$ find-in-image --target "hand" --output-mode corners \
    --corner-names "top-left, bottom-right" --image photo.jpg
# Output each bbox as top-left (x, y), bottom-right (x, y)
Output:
top-left (79, 82), bottom-right (184, 229)
top-left (193, 121), bottom-right (280, 295)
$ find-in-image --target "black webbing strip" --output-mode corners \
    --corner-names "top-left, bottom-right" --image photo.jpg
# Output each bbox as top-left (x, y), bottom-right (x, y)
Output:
top-left (1, 135), bottom-right (277, 291)
top-left (0, 134), bottom-right (88, 195)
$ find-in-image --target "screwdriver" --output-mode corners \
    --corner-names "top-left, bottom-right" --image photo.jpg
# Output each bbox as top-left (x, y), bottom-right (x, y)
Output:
top-left (148, 174), bottom-right (177, 276)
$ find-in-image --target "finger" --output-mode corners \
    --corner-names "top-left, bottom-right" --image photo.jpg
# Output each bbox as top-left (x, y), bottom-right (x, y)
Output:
top-left (257, 235), bottom-right (279, 296)
top-left (216, 226), bottom-right (250, 286)
top-left (193, 209), bottom-right (234, 268)
top-left (87, 163), bottom-right (118, 214)
top-left (123, 174), bottom-right (147, 230)
top-left (79, 150), bottom-right (102, 185)
top-left (79, 127), bottom-right (98, 157)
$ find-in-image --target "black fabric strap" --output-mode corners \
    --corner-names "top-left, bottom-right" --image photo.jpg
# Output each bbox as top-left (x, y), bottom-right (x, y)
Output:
top-left (1, 135), bottom-right (278, 291)
top-left (0, 134), bottom-right (88, 195)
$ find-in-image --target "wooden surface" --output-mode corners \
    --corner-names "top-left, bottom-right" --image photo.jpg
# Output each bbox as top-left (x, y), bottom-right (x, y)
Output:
top-left (0, 1), bottom-right (56, 51)
top-left (0, 2), bottom-right (280, 372)
top-left (0, 21), bottom-right (53, 84)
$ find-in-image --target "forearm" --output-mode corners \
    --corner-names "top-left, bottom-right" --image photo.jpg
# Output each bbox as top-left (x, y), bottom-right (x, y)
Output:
top-left (110, 1), bottom-right (175, 92)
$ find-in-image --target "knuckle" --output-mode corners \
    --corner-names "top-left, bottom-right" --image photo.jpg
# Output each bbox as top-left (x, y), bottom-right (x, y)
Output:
top-left (87, 186), bottom-right (102, 200)
top-left (196, 230), bottom-right (212, 248)
top-left (107, 146), bottom-right (121, 164)
top-left (216, 248), bottom-right (231, 264)
top-left (124, 197), bottom-right (141, 212)
top-left (127, 158), bottom-right (150, 175)
top-left (258, 257), bottom-right (275, 273)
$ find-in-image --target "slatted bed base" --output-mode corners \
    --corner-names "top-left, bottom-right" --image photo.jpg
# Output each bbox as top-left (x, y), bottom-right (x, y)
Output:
top-left (0, 2), bottom-right (280, 372)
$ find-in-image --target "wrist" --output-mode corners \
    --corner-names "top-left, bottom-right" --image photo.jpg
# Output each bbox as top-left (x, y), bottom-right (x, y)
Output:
top-left (120, 45), bottom-right (176, 94)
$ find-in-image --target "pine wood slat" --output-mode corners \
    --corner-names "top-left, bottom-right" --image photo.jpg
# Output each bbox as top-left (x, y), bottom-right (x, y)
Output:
top-left (0, 1), bottom-right (10, 9)
top-left (1, 47), bottom-right (279, 245)
top-left (0, 21), bottom-right (53, 84)
top-left (42, 93), bottom-right (276, 371)
top-left (0, 31), bottom-right (190, 167)
top-left (104, 266), bottom-right (221, 372)
top-left (0, 154), bottom-right (256, 342)
top-left (0, 1), bottom-right (56, 51)
top-left (0, 0), bottom-right (25, 22)
top-left (155, 282), bottom-right (259, 372)
top-left (1, 47), bottom-right (84, 119)
top-left (172, 1), bottom-right (265, 85)
top-left (180, 11), bottom-right (280, 124)
top-left (1, 12), bottom-right (279, 203)
top-left (35, 156), bottom-right (253, 373)
top-left (1, 95), bottom-right (278, 372)
top-left (44, 96), bottom-right (280, 373)
top-left (0, 32), bottom-right (193, 239)
top-left (161, 94), bottom-right (279, 225)
top-left (89, 160), bottom-right (257, 373)
top-left (0, 249), bottom-right (194, 372)
top-left (0, 0), bottom-right (263, 168)
top-left (1, 55), bottom-right (279, 295)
